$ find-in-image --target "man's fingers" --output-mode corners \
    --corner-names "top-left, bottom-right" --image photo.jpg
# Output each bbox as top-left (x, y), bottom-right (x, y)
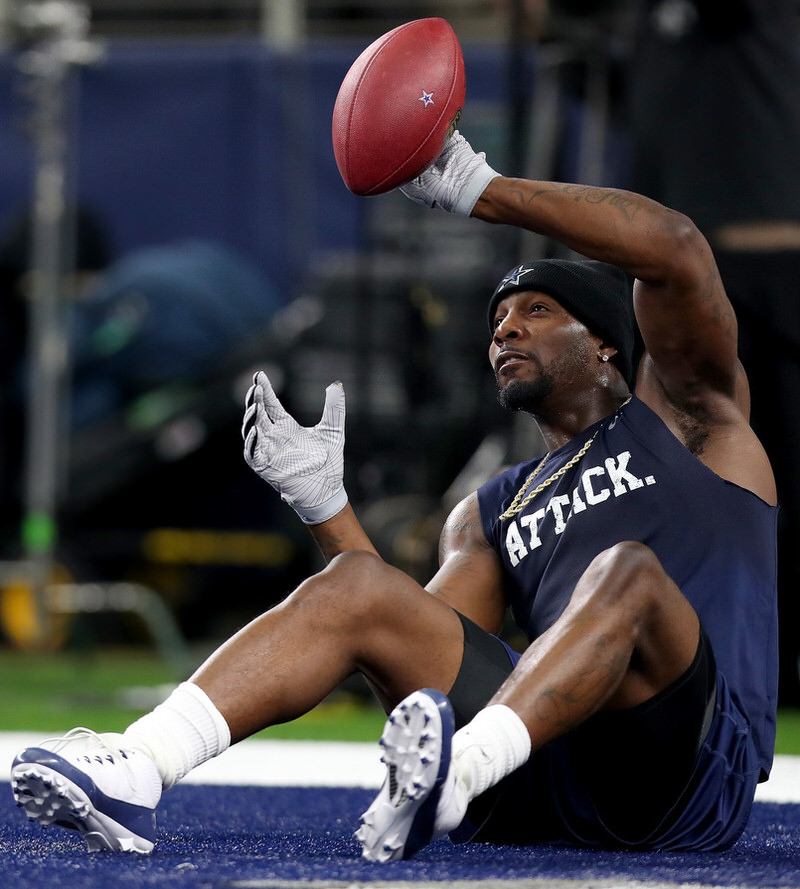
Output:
top-left (320, 381), bottom-right (346, 431)
top-left (244, 381), bottom-right (258, 410)
top-left (250, 370), bottom-right (288, 423)
top-left (243, 425), bottom-right (259, 462)
top-left (241, 402), bottom-right (257, 440)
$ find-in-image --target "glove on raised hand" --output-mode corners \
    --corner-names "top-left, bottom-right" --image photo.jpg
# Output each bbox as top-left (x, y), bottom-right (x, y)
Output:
top-left (242, 371), bottom-right (347, 524)
top-left (400, 131), bottom-right (501, 216)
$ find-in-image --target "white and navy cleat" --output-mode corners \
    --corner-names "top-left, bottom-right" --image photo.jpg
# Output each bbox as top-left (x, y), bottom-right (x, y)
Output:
top-left (356, 688), bottom-right (456, 862)
top-left (11, 728), bottom-right (162, 853)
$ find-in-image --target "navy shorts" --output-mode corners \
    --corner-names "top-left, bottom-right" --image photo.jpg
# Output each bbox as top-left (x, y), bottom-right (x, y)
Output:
top-left (447, 612), bottom-right (761, 851)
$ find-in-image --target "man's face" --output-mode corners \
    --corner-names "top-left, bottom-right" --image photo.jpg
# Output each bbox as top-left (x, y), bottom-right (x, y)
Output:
top-left (489, 290), bottom-right (598, 412)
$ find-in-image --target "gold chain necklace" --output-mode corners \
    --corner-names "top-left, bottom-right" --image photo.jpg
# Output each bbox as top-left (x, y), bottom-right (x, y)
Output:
top-left (499, 398), bottom-right (631, 521)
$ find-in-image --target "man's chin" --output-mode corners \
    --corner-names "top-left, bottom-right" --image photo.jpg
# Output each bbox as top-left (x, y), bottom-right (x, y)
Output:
top-left (497, 378), bottom-right (552, 412)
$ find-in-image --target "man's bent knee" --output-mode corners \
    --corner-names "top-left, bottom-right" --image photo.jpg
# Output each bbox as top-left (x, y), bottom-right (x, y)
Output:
top-left (574, 541), bottom-right (700, 692)
top-left (587, 540), bottom-right (661, 577)
top-left (287, 550), bottom-right (425, 628)
top-left (574, 541), bottom-right (678, 617)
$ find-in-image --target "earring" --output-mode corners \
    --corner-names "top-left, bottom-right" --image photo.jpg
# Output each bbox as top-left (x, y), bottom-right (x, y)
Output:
top-left (601, 354), bottom-right (610, 363)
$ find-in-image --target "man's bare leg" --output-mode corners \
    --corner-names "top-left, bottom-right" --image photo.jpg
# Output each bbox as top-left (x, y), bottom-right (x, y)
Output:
top-left (359, 541), bottom-right (703, 860)
top-left (121, 550), bottom-right (465, 786)
top-left (192, 550), bottom-right (465, 741)
top-left (11, 551), bottom-right (466, 852)
top-left (493, 540), bottom-right (700, 745)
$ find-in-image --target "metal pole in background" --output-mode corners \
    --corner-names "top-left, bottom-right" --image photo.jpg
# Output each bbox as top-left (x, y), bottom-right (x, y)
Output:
top-left (0, 4), bottom-right (208, 673)
top-left (14, 0), bottom-right (101, 640)
top-left (261, 0), bottom-right (303, 47)
top-left (0, 0), bottom-right (14, 44)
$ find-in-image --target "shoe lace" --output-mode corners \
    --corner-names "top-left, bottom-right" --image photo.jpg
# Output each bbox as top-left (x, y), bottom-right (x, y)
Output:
top-left (40, 726), bottom-right (99, 745)
top-left (44, 727), bottom-right (143, 791)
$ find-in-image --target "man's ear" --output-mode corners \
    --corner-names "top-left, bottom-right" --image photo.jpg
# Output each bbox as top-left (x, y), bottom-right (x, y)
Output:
top-left (597, 342), bottom-right (619, 364)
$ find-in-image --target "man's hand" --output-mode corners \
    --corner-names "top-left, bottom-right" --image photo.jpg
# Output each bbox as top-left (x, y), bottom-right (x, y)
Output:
top-left (242, 372), bottom-right (348, 524)
top-left (399, 131), bottom-right (500, 216)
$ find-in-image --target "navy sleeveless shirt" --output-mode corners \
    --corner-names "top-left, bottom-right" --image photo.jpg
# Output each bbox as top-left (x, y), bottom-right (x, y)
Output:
top-left (478, 396), bottom-right (778, 778)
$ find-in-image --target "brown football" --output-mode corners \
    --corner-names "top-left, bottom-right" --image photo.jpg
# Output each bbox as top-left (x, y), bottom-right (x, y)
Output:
top-left (332, 18), bottom-right (466, 197)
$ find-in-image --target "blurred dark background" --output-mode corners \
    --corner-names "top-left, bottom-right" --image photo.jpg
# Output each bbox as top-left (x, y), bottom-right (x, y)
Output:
top-left (1, 0), bottom-right (798, 703)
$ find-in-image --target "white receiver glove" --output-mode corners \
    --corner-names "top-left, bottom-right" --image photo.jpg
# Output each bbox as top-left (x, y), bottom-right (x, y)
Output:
top-left (400, 131), bottom-right (501, 216)
top-left (242, 371), bottom-right (348, 525)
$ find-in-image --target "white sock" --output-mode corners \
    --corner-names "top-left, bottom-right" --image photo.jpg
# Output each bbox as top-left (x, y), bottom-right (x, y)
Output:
top-left (451, 704), bottom-right (532, 801)
top-left (123, 681), bottom-right (231, 789)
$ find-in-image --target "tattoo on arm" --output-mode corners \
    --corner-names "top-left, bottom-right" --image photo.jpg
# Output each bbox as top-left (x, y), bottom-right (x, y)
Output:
top-left (449, 516), bottom-right (485, 536)
top-left (561, 186), bottom-right (641, 223)
top-left (439, 515), bottom-right (491, 563)
top-left (511, 182), bottom-right (641, 223)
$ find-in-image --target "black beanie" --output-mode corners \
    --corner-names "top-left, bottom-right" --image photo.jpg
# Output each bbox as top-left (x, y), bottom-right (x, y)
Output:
top-left (488, 258), bottom-right (637, 386)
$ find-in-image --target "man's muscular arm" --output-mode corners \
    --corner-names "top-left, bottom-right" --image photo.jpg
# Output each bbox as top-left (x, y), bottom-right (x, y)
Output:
top-left (306, 503), bottom-right (380, 563)
top-left (473, 176), bottom-right (739, 405)
top-left (471, 174), bottom-right (774, 504)
top-left (425, 492), bottom-right (507, 635)
top-left (401, 133), bottom-right (735, 394)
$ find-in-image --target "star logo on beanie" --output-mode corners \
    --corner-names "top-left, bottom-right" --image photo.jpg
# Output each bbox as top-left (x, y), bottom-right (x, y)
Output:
top-left (499, 264), bottom-right (536, 290)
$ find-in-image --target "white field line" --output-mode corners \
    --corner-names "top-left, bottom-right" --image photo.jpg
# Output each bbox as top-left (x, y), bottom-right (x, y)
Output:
top-left (0, 733), bottom-right (797, 801)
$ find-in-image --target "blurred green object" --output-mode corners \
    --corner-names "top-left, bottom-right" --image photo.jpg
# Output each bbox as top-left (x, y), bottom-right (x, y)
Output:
top-left (0, 646), bottom-right (797, 752)
top-left (0, 647), bottom-right (181, 734)
top-left (776, 708), bottom-right (800, 756)
top-left (0, 646), bottom-right (386, 741)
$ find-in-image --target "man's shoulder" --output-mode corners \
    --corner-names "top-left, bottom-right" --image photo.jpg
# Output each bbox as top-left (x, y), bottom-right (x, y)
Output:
top-left (628, 389), bottom-right (777, 505)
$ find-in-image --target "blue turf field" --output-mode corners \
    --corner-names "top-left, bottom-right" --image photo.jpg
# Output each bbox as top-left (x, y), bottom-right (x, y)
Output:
top-left (3, 786), bottom-right (800, 888)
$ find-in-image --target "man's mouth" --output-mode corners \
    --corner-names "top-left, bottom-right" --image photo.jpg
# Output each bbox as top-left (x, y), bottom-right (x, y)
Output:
top-left (495, 350), bottom-right (529, 375)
